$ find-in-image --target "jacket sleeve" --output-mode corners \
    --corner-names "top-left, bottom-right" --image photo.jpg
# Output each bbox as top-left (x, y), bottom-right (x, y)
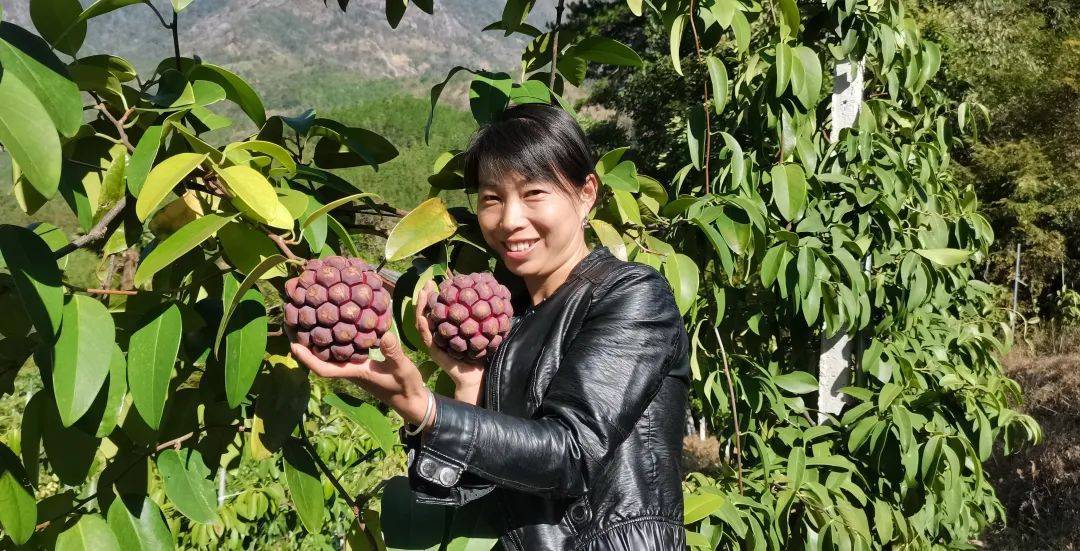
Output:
top-left (406, 264), bottom-right (685, 500)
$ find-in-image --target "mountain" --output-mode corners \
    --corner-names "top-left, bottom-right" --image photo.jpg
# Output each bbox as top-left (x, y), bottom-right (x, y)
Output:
top-left (1, 0), bottom-right (558, 105)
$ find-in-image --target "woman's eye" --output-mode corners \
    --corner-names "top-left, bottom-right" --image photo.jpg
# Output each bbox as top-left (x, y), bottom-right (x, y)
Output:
top-left (525, 189), bottom-right (545, 198)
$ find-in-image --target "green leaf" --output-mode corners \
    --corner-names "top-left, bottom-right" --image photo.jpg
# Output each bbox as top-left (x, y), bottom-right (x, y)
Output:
top-left (914, 248), bottom-right (971, 267)
top-left (381, 476), bottom-right (447, 550)
top-left (424, 66), bottom-right (478, 144)
top-left (302, 192), bottom-right (377, 230)
top-left (134, 213), bottom-right (233, 288)
top-left (706, 55), bottom-right (729, 114)
top-left (0, 444), bottom-right (36, 545)
top-left (509, 79), bottom-right (551, 104)
top-left (626, 0), bottom-right (643, 16)
top-left (564, 37), bottom-right (643, 67)
top-left (773, 371), bottom-right (817, 394)
top-left (683, 491), bottom-right (725, 524)
top-left (94, 150), bottom-right (126, 224)
top-left (499, 0), bottom-right (534, 35)
top-left (385, 0), bottom-right (407, 28)
top-left (283, 440), bottom-right (324, 533)
top-left (172, 0), bottom-right (195, 12)
top-left (775, 43), bottom-right (793, 97)
top-left (187, 63), bottom-right (266, 125)
top-left (107, 497), bottom-right (174, 551)
top-left (777, 0), bottom-right (800, 39)
top-left (135, 153), bottom-right (207, 221)
top-left (687, 104), bottom-right (706, 170)
top-left (0, 21), bottom-right (83, 137)
top-left (669, 14), bottom-right (688, 75)
top-left (74, 0), bottom-right (142, 24)
top-left (760, 245), bottom-right (786, 287)
top-left (717, 132), bottom-right (746, 189)
top-left (324, 393), bottom-right (397, 455)
top-left (663, 253), bottom-right (699, 316)
top-left (215, 164), bottom-right (292, 229)
top-left (30, 0), bottom-right (86, 55)
top-left (127, 125), bottom-right (164, 196)
top-left (127, 304), bottom-right (182, 430)
top-left (94, 345), bottom-right (127, 437)
top-left (0, 224), bottom-right (64, 338)
top-left (787, 447), bottom-right (806, 489)
top-left (469, 72), bottom-right (512, 126)
top-left (310, 119), bottom-right (399, 169)
top-left (222, 274), bottom-right (266, 409)
top-left (0, 68), bottom-right (62, 198)
top-left (385, 197), bottom-right (457, 262)
top-left (612, 189), bottom-right (642, 226)
top-left (156, 449), bottom-right (217, 524)
top-left (223, 140), bottom-right (296, 175)
top-left (770, 164), bottom-right (807, 222)
top-left (53, 294), bottom-right (115, 427)
top-left (444, 498), bottom-right (501, 551)
top-left (55, 513), bottom-right (121, 551)
top-left (217, 222), bottom-right (288, 279)
top-left (213, 254), bottom-right (286, 355)
top-left (588, 219), bottom-right (627, 261)
top-left (730, 11), bottom-right (750, 54)
top-left (792, 46), bottom-right (822, 108)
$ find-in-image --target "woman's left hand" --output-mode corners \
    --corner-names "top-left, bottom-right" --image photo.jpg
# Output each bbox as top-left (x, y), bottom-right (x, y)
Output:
top-left (290, 331), bottom-right (433, 427)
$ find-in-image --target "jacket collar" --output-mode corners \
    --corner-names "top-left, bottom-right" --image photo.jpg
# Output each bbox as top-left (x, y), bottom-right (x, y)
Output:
top-left (567, 246), bottom-right (613, 284)
top-left (520, 246), bottom-right (614, 312)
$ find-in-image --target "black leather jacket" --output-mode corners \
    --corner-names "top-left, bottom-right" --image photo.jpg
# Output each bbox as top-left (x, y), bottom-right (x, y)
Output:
top-left (400, 246), bottom-right (691, 550)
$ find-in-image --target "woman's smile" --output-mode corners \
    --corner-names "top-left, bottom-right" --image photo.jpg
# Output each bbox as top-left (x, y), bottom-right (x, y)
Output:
top-left (503, 238), bottom-right (540, 259)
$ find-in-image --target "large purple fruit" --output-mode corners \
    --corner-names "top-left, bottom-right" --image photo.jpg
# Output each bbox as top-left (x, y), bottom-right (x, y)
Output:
top-left (424, 272), bottom-right (513, 361)
top-left (283, 256), bottom-right (392, 362)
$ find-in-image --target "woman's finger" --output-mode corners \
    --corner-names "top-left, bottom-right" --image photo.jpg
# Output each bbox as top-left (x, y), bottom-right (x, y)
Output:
top-left (291, 343), bottom-right (329, 376)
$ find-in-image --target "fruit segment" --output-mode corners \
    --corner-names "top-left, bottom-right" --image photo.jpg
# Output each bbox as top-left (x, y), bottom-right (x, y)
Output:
top-left (424, 272), bottom-right (514, 361)
top-left (283, 256), bottom-right (392, 362)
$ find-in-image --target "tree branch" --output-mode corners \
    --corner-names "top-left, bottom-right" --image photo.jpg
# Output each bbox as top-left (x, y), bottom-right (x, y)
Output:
top-left (714, 326), bottom-right (744, 495)
top-left (53, 197), bottom-right (129, 259)
top-left (548, 0), bottom-right (566, 96)
top-left (687, 0), bottom-right (713, 194)
top-left (34, 423), bottom-right (245, 532)
top-left (268, 233), bottom-right (302, 261)
top-left (96, 105), bottom-right (136, 152)
top-left (141, 0), bottom-right (172, 29)
top-left (171, 11), bottom-right (181, 70)
top-left (298, 421), bottom-right (361, 519)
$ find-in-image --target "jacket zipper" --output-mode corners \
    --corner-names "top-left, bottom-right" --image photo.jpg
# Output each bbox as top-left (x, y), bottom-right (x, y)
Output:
top-left (488, 304), bottom-right (537, 413)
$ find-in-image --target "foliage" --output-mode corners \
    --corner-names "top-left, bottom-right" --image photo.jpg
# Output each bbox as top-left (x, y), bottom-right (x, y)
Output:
top-left (912, 0), bottom-right (1080, 317)
top-left (0, 1), bottom-right (1043, 551)
top-left (552, 0), bottom-right (1043, 547)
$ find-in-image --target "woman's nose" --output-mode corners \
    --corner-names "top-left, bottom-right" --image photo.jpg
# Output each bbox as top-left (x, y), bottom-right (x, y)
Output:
top-left (498, 199), bottom-right (528, 234)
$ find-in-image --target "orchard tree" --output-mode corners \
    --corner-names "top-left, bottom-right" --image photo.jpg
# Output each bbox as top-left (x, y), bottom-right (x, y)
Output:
top-left (0, 1), bottom-right (1042, 551)
top-left (424, 0), bottom-right (1043, 547)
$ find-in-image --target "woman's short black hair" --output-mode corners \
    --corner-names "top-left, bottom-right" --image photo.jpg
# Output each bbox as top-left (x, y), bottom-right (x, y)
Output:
top-left (462, 103), bottom-right (597, 196)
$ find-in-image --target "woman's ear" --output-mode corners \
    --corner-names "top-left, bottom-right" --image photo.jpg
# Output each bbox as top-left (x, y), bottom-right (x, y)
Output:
top-left (580, 173), bottom-right (600, 216)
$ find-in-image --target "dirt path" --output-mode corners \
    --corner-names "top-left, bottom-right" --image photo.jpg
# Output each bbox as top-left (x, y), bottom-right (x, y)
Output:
top-left (985, 352), bottom-right (1080, 550)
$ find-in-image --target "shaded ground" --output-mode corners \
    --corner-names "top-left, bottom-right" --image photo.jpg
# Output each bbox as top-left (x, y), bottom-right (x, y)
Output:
top-left (984, 346), bottom-right (1080, 550)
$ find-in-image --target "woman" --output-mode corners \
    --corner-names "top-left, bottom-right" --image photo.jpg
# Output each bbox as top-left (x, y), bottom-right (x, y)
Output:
top-left (292, 104), bottom-right (691, 550)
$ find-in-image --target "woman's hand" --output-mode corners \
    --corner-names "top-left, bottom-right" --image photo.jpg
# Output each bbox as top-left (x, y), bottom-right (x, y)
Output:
top-left (415, 280), bottom-right (487, 400)
top-left (290, 331), bottom-right (433, 427)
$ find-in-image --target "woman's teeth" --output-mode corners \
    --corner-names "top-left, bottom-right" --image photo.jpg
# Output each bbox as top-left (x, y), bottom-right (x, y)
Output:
top-left (507, 240), bottom-right (537, 252)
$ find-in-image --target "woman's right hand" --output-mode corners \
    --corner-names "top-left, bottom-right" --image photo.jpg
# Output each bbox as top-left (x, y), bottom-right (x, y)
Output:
top-left (415, 280), bottom-right (487, 398)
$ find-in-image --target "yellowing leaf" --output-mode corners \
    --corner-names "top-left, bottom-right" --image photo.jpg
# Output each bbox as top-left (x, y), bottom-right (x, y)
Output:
top-left (384, 197), bottom-right (457, 262)
top-left (136, 153), bottom-right (207, 221)
top-left (216, 165), bottom-right (292, 229)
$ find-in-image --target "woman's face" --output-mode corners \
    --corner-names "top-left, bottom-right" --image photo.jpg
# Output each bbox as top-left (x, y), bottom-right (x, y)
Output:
top-left (476, 171), bottom-right (597, 280)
